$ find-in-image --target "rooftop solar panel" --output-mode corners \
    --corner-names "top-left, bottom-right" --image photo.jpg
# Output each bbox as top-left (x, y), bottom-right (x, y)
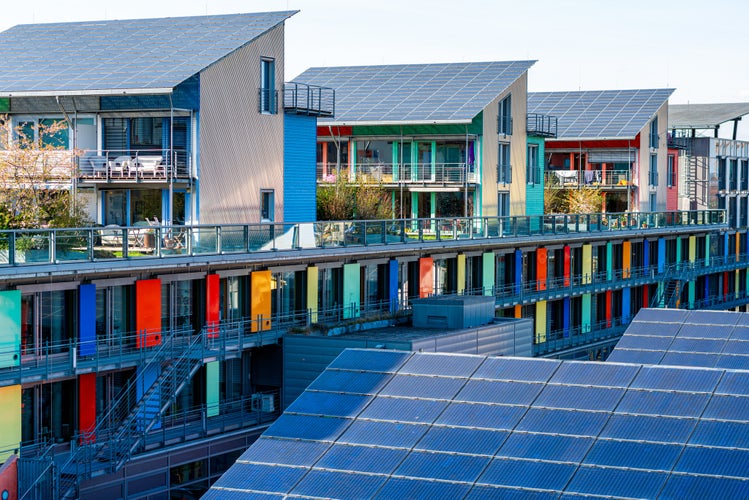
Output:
top-left (377, 478), bottom-right (472, 500)
top-left (395, 451), bottom-right (489, 482)
top-left (285, 391), bottom-right (372, 417)
top-left (295, 61), bottom-right (535, 124)
top-left (0, 12), bottom-right (295, 95)
top-left (237, 437), bottom-right (329, 467)
top-left (496, 433), bottom-right (593, 463)
top-left (414, 426), bottom-right (509, 456)
top-left (565, 467), bottom-right (668, 498)
top-left (314, 444), bottom-right (406, 474)
top-left (582, 439), bottom-right (681, 470)
top-left (528, 89), bottom-right (673, 139)
top-left (435, 401), bottom-right (526, 430)
top-left (290, 469), bottom-right (386, 499)
top-left (659, 475), bottom-right (749, 500)
top-left (478, 458), bottom-right (577, 491)
top-left (338, 420), bottom-right (428, 448)
top-left (379, 374), bottom-right (467, 400)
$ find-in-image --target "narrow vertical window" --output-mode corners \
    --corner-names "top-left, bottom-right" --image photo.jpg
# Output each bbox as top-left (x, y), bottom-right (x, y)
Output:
top-left (498, 142), bottom-right (511, 183)
top-left (649, 117), bottom-right (658, 149)
top-left (260, 58), bottom-right (276, 114)
top-left (498, 95), bottom-right (512, 135)
top-left (649, 154), bottom-right (658, 187)
top-left (667, 154), bottom-right (675, 187)
top-left (261, 189), bottom-right (274, 222)
top-left (527, 144), bottom-right (538, 184)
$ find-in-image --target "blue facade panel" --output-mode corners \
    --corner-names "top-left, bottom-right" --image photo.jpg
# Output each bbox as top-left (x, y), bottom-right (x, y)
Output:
top-left (563, 297), bottom-right (570, 337)
top-left (79, 284), bottom-right (97, 357)
top-left (643, 239), bottom-right (650, 269)
top-left (284, 114), bottom-right (318, 222)
top-left (658, 238), bottom-right (666, 273)
top-left (389, 259), bottom-right (399, 312)
top-left (622, 288), bottom-right (631, 323)
top-left (514, 250), bottom-right (523, 295)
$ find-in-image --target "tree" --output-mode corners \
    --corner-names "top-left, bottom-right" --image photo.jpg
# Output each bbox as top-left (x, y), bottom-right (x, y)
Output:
top-left (565, 187), bottom-right (603, 214)
top-left (316, 175), bottom-right (393, 221)
top-left (0, 116), bottom-right (91, 229)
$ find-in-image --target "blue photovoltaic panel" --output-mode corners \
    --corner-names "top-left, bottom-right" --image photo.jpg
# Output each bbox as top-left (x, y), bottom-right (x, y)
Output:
top-left (395, 450), bottom-right (490, 482)
top-left (237, 437), bottom-right (329, 467)
top-left (211, 463), bottom-right (306, 493)
top-left (721, 340), bottom-right (749, 355)
top-left (548, 361), bottom-right (638, 388)
top-left (465, 486), bottom-right (560, 499)
top-left (582, 440), bottom-right (681, 470)
top-left (621, 321), bottom-right (681, 336)
top-left (528, 89), bottom-right (673, 139)
top-left (307, 369), bottom-right (392, 394)
top-left (730, 326), bottom-right (749, 340)
top-left (669, 337), bottom-right (726, 353)
top-left (606, 349), bottom-right (665, 364)
top-left (358, 396), bottom-right (447, 423)
top-left (674, 447), bottom-right (749, 477)
top-left (415, 426), bottom-right (508, 456)
top-left (715, 354), bottom-right (749, 370)
top-left (473, 356), bottom-right (560, 382)
top-left (376, 478), bottom-right (471, 500)
top-left (337, 420), bottom-right (428, 448)
top-left (686, 310), bottom-right (740, 325)
top-left (611, 334), bottom-right (674, 351)
top-left (0, 12), bottom-right (296, 95)
top-left (690, 420), bottom-right (749, 448)
top-left (496, 433), bottom-right (593, 463)
top-left (290, 469), bottom-right (385, 499)
top-left (327, 349), bottom-right (410, 372)
top-left (616, 390), bottom-right (710, 417)
top-left (565, 466), bottom-right (668, 498)
top-left (630, 365), bottom-right (721, 393)
top-left (456, 379), bottom-right (544, 405)
top-left (599, 414), bottom-right (696, 443)
top-left (660, 474), bottom-right (749, 499)
top-left (660, 352), bottom-right (720, 368)
top-left (379, 374), bottom-right (466, 399)
top-left (295, 61), bottom-right (535, 123)
top-left (314, 444), bottom-right (406, 474)
top-left (678, 323), bottom-right (736, 339)
top-left (436, 402), bottom-right (526, 430)
top-left (202, 490), bottom-right (284, 499)
top-left (715, 371), bottom-right (749, 395)
top-left (702, 394), bottom-right (749, 421)
top-left (478, 458), bottom-right (577, 491)
top-left (631, 308), bottom-right (690, 322)
top-left (263, 414), bottom-right (351, 441)
top-left (516, 408), bottom-right (609, 436)
top-left (398, 352), bottom-right (485, 377)
top-left (533, 385), bottom-right (625, 411)
top-left (285, 391), bottom-right (372, 417)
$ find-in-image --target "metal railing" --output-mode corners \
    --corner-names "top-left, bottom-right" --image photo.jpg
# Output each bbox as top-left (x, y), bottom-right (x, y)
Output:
top-left (316, 162), bottom-right (478, 185)
top-left (0, 210), bottom-right (726, 268)
top-left (545, 169), bottom-right (631, 189)
top-left (283, 82), bottom-right (335, 117)
top-left (527, 113), bottom-right (558, 138)
top-left (77, 148), bottom-right (190, 181)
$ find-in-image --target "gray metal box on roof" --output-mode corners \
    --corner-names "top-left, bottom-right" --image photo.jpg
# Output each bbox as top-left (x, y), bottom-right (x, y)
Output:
top-left (411, 295), bottom-right (495, 329)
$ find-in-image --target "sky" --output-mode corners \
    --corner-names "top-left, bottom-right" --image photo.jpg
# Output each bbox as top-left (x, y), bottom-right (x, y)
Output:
top-left (1, 0), bottom-right (748, 105)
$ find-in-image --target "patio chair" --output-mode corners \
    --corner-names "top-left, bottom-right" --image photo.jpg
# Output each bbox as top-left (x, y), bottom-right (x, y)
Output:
top-left (134, 155), bottom-right (164, 177)
top-left (109, 156), bottom-right (132, 177)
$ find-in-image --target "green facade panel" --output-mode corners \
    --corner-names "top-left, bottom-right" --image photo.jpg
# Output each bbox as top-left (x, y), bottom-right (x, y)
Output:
top-left (582, 294), bottom-right (592, 332)
top-left (0, 290), bottom-right (21, 369)
top-left (483, 252), bottom-right (495, 296)
top-left (525, 136), bottom-right (545, 217)
top-left (206, 361), bottom-right (219, 417)
top-left (343, 263), bottom-right (361, 319)
top-left (606, 242), bottom-right (613, 281)
top-left (0, 98), bottom-right (9, 113)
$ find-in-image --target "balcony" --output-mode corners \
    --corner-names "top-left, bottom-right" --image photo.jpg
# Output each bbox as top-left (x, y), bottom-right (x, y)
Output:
top-left (545, 169), bottom-right (631, 189)
top-left (527, 113), bottom-right (558, 138)
top-left (317, 162), bottom-right (478, 186)
top-left (284, 82), bottom-right (335, 117)
top-left (78, 149), bottom-right (191, 183)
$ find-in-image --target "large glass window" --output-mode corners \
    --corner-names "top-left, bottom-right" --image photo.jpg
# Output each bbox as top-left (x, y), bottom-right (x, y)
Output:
top-left (39, 118), bottom-right (69, 149)
top-left (129, 117), bottom-right (162, 150)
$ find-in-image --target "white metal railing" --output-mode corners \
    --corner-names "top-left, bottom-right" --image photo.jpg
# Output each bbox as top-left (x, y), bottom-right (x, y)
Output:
top-left (317, 162), bottom-right (478, 185)
top-left (78, 148), bottom-right (190, 180)
top-left (545, 169), bottom-right (631, 188)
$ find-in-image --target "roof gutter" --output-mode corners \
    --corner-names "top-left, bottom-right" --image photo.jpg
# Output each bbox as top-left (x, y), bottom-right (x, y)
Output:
top-left (319, 119), bottom-right (473, 127)
top-left (0, 87), bottom-right (174, 98)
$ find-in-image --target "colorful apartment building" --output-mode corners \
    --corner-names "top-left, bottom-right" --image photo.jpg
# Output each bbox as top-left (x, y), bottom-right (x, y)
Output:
top-left (295, 61), bottom-right (557, 219)
top-left (0, 12), bottom-right (332, 227)
top-left (528, 89), bottom-right (675, 213)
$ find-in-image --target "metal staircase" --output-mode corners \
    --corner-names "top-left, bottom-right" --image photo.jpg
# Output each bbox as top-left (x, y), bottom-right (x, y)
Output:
top-left (19, 326), bottom-right (209, 500)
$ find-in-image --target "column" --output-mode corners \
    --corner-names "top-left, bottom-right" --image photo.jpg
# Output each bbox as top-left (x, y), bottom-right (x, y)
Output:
top-left (606, 242), bottom-right (613, 281)
top-left (537, 248), bottom-right (547, 291)
top-left (343, 263), bottom-right (361, 319)
top-left (582, 244), bottom-right (592, 284)
top-left (622, 287), bottom-right (631, 323)
top-left (688, 236), bottom-right (696, 307)
top-left (206, 274), bottom-right (220, 338)
top-left (388, 260), bottom-right (399, 311)
top-left (563, 246), bottom-right (571, 287)
top-left (658, 238), bottom-right (666, 273)
top-left (582, 294), bottom-right (592, 333)
top-left (514, 249), bottom-right (522, 294)
top-left (563, 297), bottom-right (570, 338)
top-left (0, 385), bottom-right (21, 462)
top-left (79, 373), bottom-right (96, 443)
top-left (622, 241), bottom-right (631, 279)
top-left (535, 301), bottom-right (547, 344)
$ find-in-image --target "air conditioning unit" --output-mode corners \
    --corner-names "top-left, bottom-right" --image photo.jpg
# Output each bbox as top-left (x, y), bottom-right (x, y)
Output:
top-left (251, 393), bottom-right (275, 412)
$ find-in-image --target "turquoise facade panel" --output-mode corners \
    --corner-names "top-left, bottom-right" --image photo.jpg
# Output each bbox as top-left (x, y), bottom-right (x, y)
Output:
top-left (606, 242), bottom-right (613, 281)
top-left (525, 136), bottom-right (545, 217)
top-left (482, 252), bottom-right (495, 296)
top-left (206, 361), bottom-right (219, 417)
top-left (343, 263), bottom-right (361, 319)
top-left (284, 114), bottom-right (318, 222)
top-left (0, 291), bottom-right (20, 369)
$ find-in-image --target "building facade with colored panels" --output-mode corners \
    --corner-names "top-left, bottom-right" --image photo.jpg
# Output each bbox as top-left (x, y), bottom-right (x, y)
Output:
top-left (0, 12), bottom-right (332, 228)
top-left (296, 61), bottom-right (557, 220)
top-left (0, 208), bottom-right (741, 497)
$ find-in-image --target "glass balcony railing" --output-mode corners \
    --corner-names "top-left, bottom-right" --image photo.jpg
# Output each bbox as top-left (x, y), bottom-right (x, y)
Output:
top-left (316, 162), bottom-right (478, 185)
top-left (0, 210), bottom-right (726, 268)
top-left (545, 169), bottom-right (631, 189)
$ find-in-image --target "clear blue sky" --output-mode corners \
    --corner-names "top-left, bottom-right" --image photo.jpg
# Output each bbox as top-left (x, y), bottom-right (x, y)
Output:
top-left (2, 0), bottom-right (748, 105)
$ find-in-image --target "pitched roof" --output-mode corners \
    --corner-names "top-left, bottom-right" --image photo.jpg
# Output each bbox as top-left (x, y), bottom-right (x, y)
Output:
top-left (608, 308), bottom-right (749, 368)
top-left (528, 88), bottom-right (674, 140)
top-left (0, 11), bottom-right (296, 97)
top-left (294, 60), bottom-right (535, 125)
top-left (669, 102), bottom-right (749, 130)
top-left (207, 348), bottom-right (749, 499)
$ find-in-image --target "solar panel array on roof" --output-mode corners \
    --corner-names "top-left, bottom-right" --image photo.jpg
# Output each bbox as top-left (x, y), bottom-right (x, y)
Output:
top-left (207, 349), bottom-right (749, 499)
top-left (0, 11), bottom-right (295, 95)
top-left (293, 60), bottom-right (535, 124)
top-left (669, 102), bottom-right (749, 129)
top-left (527, 88), bottom-right (674, 139)
top-left (608, 308), bottom-right (749, 369)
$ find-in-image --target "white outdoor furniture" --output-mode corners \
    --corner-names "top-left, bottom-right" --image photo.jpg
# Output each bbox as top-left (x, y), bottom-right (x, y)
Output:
top-left (109, 156), bottom-right (132, 177)
top-left (133, 155), bottom-right (164, 177)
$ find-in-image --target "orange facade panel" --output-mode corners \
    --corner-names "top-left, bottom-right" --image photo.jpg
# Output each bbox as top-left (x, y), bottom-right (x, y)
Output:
top-left (419, 257), bottom-right (434, 298)
top-left (622, 241), bottom-right (631, 279)
top-left (251, 270), bottom-right (272, 332)
top-left (537, 248), bottom-right (547, 291)
top-left (135, 279), bottom-right (162, 348)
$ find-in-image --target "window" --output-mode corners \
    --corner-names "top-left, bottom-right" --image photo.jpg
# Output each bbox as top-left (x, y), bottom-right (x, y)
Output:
top-left (498, 95), bottom-right (512, 135)
top-left (718, 157), bottom-right (727, 190)
top-left (667, 154), bottom-right (676, 187)
top-left (259, 58), bottom-right (276, 114)
top-left (498, 192), bottom-right (510, 217)
top-left (649, 154), bottom-right (658, 187)
top-left (527, 144), bottom-right (539, 184)
top-left (742, 160), bottom-right (749, 191)
top-left (650, 193), bottom-right (657, 212)
top-left (730, 159), bottom-right (738, 191)
top-left (261, 189), bottom-right (274, 222)
top-left (649, 117), bottom-right (658, 149)
top-left (498, 142), bottom-right (511, 183)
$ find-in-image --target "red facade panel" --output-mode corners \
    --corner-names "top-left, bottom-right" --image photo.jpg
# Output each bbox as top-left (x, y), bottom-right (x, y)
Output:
top-left (419, 258), bottom-right (434, 298)
top-left (135, 279), bottom-right (162, 348)
top-left (605, 290), bottom-right (613, 328)
top-left (79, 373), bottom-right (96, 444)
top-left (537, 248), bottom-right (547, 291)
top-left (206, 274), bottom-right (220, 339)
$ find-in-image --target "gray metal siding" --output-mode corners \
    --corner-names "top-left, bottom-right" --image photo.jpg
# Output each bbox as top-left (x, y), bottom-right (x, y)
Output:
top-left (198, 24), bottom-right (286, 224)
top-left (283, 113), bottom-right (317, 222)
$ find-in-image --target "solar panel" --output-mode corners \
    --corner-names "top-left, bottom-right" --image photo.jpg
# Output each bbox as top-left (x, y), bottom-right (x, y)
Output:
top-left (548, 361), bottom-right (638, 388)
top-left (395, 450), bottom-right (490, 482)
top-left (496, 433), bottom-right (593, 463)
top-left (0, 12), bottom-right (296, 95)
top-left (456, 379), bottom-right (545, 406)
top-left (472, 356), bottom-right (560, 382)
top-left (565, 467), bottom-right (668, 498)
top-left (516, 408), bottom-right (609, 436)
top-left (337, 420), bottom-right (428, 448)
top-left (533, 385), bottom-right (625, 411)
top-left (328, 349), bottom-right (410, 372)
top-left (465, 486), bottom-right (560, 499)
top-left (702, 395), bottom-right (749, 421)
top-left (686, 310), bottom-right (740, 325)
top-left (616, 390), bottom-right (710, 417)
top-left (478, 458), bottom-right (577, 491)
top-left (263, 414), bottom-right (351, 441)
top-left (599, 413), bottom-right (696, 443)
top-left (296, 61), bottom-right (536, 123)
top-left (285, 391), bottom-right (372, 417)
top-left (582, 440), bottom-right (681, 470)
top-left (202, 489), bottom-right (283, 499)
top-left (307, 369), bottom-right (392, 394)
top-left (659, 351), bottom-right (720, 368)
top-left (630, 366), bottom-right (722, 393)
top-left (397, 352), bottom-right (486, 377)
top-left (659, 474), bottom-right (749, 499)
top-left (290, 469), bottom-right (386, 499)
top-left (414, 426), bottom-right (509, 456)
top-left (211, 462), bottom-right (306, 493)
top-left (314, 444), bottom-right (406, 474)
top-left (379, 374), bottom-right (467, 400)
top-left (237, 437), bottom-right (329, 467)
top-left (358, 395), bottom-right (447, 423)
top-left (690, 420), bottom-right (749, 448)
top-left (435, 402), bottom-right (526, 430)
top-left (675, 447), bottom-right (749, 477)
top-left (715, 371), bottom-right (749, 395)
top-left (528, 89), bottom-right (673, 139)
top-left (376, 478), bottom-right (472, 500)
